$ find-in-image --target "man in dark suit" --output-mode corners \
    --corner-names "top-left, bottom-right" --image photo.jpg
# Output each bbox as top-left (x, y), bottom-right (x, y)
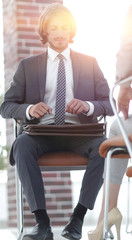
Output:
top-left (0, 3), bottom-right (114, 240)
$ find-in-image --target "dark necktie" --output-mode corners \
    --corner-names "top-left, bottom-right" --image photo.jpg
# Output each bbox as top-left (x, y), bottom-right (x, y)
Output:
top-left (55, 54), bottom-right (66, 125)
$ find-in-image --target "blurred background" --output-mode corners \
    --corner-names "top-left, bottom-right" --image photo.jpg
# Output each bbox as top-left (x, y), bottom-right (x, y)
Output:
top-left (0, 0), bottom-right (132, 239)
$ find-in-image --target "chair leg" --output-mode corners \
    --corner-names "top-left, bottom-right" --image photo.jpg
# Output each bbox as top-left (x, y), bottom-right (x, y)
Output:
top-left (126, 177), bottom-right (131, 234)
top-left (103, 147), bottom-right (123, 240)
top-left (15, 167), bottom-right (23, 240)
top-left (108, 228), bottom-right (114, 239)
top-left (103, 149), bottom-right (112, 240)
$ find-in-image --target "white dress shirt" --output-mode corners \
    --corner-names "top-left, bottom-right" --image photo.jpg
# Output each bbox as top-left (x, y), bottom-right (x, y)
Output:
top-left (26, 47), bottom-right (94, 124)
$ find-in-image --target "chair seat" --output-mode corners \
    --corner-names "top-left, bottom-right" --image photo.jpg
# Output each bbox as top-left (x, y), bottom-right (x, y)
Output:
top-left (38, 151), bottom-right (88, 171)
top-left (99, 134), bottom-right (132, 158)
top-left (126, 166), bottom-right (132, 177)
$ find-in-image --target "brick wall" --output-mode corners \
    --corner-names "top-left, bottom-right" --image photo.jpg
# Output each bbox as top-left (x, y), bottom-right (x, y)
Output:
top-left (8, 167), bottom-right (72, 227)
top-left (3, 0), bottom-right (73, 227)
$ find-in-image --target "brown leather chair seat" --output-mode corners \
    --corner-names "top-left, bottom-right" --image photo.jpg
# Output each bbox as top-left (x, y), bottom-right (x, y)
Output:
top-left (126, 166), bottom-right (132, 178)
top-left (99, 134), bottom-right (132, 159)
top-left (38, 151), bottom-right (88, 171)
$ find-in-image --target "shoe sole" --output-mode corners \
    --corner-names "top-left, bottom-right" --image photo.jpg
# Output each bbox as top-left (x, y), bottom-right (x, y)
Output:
top-left (22, 237), bottom-right (53, 240)
top-left (61, 232), bottom-right (80, 240)
top-left (22, 233), bottom-right (53, 240)
top-left (46, 232), bottom-right (54, 240)
top-left (22, 237), bottom-right (33, 240)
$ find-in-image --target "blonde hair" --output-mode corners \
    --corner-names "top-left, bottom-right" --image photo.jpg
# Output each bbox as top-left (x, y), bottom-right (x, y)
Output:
top-left (38, 3), bottom-right (76, 45)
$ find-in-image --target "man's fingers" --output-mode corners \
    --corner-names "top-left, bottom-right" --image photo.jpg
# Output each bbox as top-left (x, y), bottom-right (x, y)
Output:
top-left (29, 102), bottom-right (52, 118)
top-left (34, 108), bottom-right (48, 118)
top-left (72, 103), bottom-right (82, 114)
top-left (66, 102), bottom-right (81, 114)
top-left (40, 102), bottom-right (51, 112)
top-left (66, 99), bottom-right (89, 114)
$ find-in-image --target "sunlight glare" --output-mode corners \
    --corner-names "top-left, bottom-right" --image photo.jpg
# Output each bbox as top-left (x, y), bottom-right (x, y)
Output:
top-left (63, 0), bottom-right (132, 86)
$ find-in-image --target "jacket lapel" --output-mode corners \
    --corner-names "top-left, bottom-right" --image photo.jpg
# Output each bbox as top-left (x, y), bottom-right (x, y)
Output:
top-left (37, 49), bottom-right (80, 101)
top-left (70, 50), bottom-right (80, 96)
top-left (38, 50), bottom-right (47, 101)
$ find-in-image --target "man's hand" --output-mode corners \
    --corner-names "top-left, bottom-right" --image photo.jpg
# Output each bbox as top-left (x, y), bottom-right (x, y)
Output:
top-left (65, 98), bottom-right (90, 114)
top-left (118, 86), bottom-right (132, 119)
top-left (29, 102), bottom-right (52, 119)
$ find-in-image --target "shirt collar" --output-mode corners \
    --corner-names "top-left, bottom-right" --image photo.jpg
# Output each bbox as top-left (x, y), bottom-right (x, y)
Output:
top-left (48, 47), bottom-right (70, 61)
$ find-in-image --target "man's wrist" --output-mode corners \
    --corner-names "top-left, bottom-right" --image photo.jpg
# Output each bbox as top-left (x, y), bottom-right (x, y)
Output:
top-left (82, 101), bottom-right (94, 116)
top-left (26, 105), bottom-right (34, 120)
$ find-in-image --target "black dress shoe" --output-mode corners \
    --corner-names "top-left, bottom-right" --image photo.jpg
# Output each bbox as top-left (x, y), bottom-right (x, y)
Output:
top-left (22, 223), bottom-right (54, 240)
top-left (61, 216), bottom-right (83, 240)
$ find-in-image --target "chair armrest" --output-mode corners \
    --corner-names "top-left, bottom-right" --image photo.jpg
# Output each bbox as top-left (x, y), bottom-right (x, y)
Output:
top-left (116, 76), bottom-right (132, 86)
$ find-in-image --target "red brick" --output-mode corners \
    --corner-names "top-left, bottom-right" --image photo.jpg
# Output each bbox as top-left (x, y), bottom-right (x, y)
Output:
top-left (9, 222), bottom-right (17, 227)
top-left (42, 172), bottom-right (58, 178)
top-left (25, 42), bottom-right (42, 48)
top-left (60, 172), bottom-right (71, 177)
top-left (48, 213), bottom-right (65, 218)
top-left (56, 196), bottom-right (72, 202)
top-left (33, 50), bottom-right (44, 55)
top-left (50, 189), bottom-right (71, 194)
top-left (18, 49), bottom-right (31, 54)
top-left (17, 27), bottom-right (35, 32)
top-left (61, 205), bottom-right (72, 209)
top-left (18, 42), bottom-right (23, 47)
top-left (17, 0), bottom-right (33, 2)
top-left (17, 11), bottom-right (40, 18)
top-left (51, 220), bottom-right (68, 226)
top-left (46, 204), bottom-right (57, 210)
top-left (18, 33), bottom-right (39, 40)
top-left (17, 19), bottom-right (28, 25)
top-left (17, 5), bottom-right (39, 11)
top-left (3, 0), bottom-right (73, 229)
top-left (30, 19), bottom-right (38, 25)
top-left (36, 0), bottom-right (63, 3)
top-left (36, 0), bottom-right (55, 3)
top-left (24, 214), bottom-right (34, 219)
top-left (23, 206), bottom-right (31, 211)
top-left (45, 181), bottom-right (67, 186)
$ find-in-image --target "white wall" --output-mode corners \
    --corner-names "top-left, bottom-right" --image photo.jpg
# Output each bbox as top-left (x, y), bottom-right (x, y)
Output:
top-left (0, 170), bottom-right (8, 227)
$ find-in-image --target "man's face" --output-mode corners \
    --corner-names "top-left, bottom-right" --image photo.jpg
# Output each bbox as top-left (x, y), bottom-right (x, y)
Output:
top-left (46, 14), bottom-right (71, 52)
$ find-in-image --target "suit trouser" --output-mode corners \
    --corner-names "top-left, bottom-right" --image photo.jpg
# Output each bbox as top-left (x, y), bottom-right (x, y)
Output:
top-left (13, 134), bottom-right (105, 212)
top-left (103, 115), bottom-right (132, 184)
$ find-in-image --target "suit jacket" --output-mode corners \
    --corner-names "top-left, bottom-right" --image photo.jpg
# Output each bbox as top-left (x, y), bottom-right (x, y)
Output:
top-left (0, 49), bottom-right (113, 165)
top-left (116, 5), bottom-right (132, 84)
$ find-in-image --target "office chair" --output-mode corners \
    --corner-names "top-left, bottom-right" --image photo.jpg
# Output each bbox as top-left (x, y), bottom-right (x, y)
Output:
top-left (15, 117), bottom-right (106, 240)
top-left (99, 76), bottom-right (132, 240)
top-left (15, 150), bottom-right (88, 240)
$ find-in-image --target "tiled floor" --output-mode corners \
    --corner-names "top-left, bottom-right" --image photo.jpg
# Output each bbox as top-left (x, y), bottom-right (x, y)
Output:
top-left (0, 225), bottom-right (131, 240)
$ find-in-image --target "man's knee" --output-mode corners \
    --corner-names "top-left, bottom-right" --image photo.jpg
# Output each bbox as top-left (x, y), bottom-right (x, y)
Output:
top-left (92, 137), bottom-right (106, 150)
top-left (13, 134), bottom-right (36, 154)
top-left (89, 137), bottom-right (105, 160)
